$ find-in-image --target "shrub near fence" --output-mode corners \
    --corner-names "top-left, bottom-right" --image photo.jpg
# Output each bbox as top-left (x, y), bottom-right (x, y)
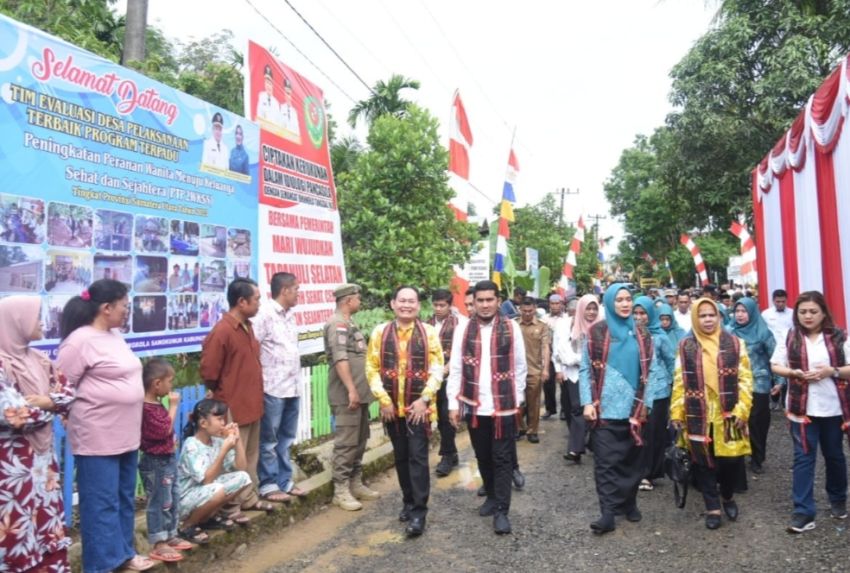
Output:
top-left (53, 364), bottom-right (380, 527)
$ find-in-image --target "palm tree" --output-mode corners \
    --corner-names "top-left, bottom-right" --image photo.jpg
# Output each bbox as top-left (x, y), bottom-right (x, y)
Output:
top-left (347, 74), bottom-right (421, 129)
top-left (330, 136), bottom-right (363, 177)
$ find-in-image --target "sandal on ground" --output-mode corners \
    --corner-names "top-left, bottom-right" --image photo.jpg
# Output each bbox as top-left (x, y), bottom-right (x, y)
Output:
top-left (286, 486), bottom-right (307, 497)
top-left (247, 500), bottom-right (276, 513)
top-left (148, 546), bottom-right (184, 563)
top-left (122, 555), bottom-right (156, 571)
top-left (230, 512), bottom-right (251, 526)
top-left (177, 526), bottom-right (209, 545)
top-left (200, 514), bottom-right (235, 531)
top-left (639, 479), bottom-right (654, 491)
top-left (262, 491), bottom-right (292, 503)
top-left (167, 537), bottom-right (195, 550)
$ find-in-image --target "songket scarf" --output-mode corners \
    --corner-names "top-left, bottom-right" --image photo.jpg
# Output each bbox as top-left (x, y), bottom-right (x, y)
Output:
top-left (458, 314), bottom-right (516, 438)
top-left (587, 321), bottom-right (654, 445)
top-left (680, 330), bottom-right (743, 468)
top-left (379, 320), bottom-right (430, 407)
top-left (428, 314), bottom-right (458, 366)
top-left (786, 327), bottom-right (850, 451)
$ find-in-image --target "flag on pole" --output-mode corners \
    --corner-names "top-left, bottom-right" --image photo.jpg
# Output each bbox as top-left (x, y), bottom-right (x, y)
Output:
top-left (680, 234), bottom-right (709, 286)
top-left (729, 220), bottom-right (758, 283)
top-left (448, 90), bottom-right (473, 222)
top-left (641, 252), bottom-right (659, 271)
top-left (493, 147), bottom-right (519, 288)
top-left (665, 258), bottom-right (674, 284)
top-left (559, 216), bottom-right (585, 288)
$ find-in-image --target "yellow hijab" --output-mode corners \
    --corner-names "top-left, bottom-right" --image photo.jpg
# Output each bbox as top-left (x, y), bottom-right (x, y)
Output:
top-left (690, 298), bottom-right (722, 394)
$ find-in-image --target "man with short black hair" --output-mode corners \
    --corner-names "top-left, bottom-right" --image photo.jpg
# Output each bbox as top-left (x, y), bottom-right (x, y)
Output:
top-left (428, 288), bottom-right (468, 477)
top-left (367, 286), bottom-right (443, 537)
top-left (674, 291), bottom-right (692, 332)
top-left (201, 278), bottom-right (269, 517)
top-left (464, 288), bottom-right (475, 317)
top-left (517, 297), bottom-right (549, 443)
top-left (448, 280), bottom-right (527, 534)
top-left (253, 272), bottom-right (304, 503)
top-left (542, 294), bottom-right (569, 420)
top-left (762, 288), bottom-right (793, 409)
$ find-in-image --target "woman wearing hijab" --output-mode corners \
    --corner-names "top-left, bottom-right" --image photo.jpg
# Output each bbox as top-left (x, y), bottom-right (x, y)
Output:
top-left (770, 291), bottom-right (850, 534)
top-left (671, 298), bottom-right (753, 529)
top-left (633, 296), bottom-right (676, 491)
top-left (553, 294), bottom-right (601, 464)
top-left (0, 296), bottom-right (74, 573)
top-left (730, 297), bottom-right (777, 474)
top-left (658, 303), bottom-right (686, 349)
top-left (579, 284), bottom-right (665, 534)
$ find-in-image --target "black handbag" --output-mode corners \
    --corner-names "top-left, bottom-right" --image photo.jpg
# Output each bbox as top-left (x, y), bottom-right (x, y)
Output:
top-left (663, 430), bottom-right (691, 509)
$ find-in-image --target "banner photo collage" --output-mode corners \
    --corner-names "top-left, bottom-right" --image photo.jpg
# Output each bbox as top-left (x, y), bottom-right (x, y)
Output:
top-left (245, 40), bottom-right (346, 355)
top-left (0, 15), bottom-right (261, 357)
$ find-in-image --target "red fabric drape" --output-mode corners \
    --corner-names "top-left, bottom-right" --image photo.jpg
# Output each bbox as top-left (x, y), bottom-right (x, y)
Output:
top-left (752, 170), bottom-right (769, 309)
top-left (778, 170), bottom-right (800, 303)
top-left (815, 148), bottom-right (847, 328)
top-left (811, 67), bottom-right (846, 155)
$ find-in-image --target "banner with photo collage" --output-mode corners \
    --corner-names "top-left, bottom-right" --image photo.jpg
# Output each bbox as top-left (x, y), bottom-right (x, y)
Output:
top-left (0, 15), bottom-right (259, 357)
top-left (245, 41), bottom-right (347, 355)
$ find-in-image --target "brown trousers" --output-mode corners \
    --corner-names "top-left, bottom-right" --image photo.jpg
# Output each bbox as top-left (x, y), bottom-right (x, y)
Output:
top-left (521, 374), bottom-right (542, 435)
top-left (331, 404), bottom-right (371, 486)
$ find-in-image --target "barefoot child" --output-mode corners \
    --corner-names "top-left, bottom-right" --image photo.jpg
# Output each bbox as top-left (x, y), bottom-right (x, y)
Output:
top-left (140, 358), bottom-right (196, 561)
top-left (177, 399), bottom-right (251, 538)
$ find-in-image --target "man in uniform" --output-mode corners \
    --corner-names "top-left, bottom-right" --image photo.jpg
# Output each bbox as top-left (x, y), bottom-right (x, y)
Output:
top-left (517, 297), bottom-right (550, 443)
top-left (323, 283), bottom-right (379, 512)
top-left (427, 288), bottom-right (468, 476)
top-left (256, 64), bottom-right (281, 126)
top-left (201, 112), bottom-right (229, 170)
top-left (366, 286), bottom-right (443, 537)
top-left (279, 76), bottom-right (301, 141)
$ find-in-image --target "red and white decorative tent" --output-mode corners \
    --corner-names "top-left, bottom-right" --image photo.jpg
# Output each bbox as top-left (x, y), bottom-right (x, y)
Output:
top-left (753, 55), bottom-right (850, 328)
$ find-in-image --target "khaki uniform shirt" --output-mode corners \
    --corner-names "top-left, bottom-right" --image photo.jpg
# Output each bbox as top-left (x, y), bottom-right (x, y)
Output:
top-left (323, 311), bottom-right (371, 407)
top-left (517, 317), bottom-right (550, 377)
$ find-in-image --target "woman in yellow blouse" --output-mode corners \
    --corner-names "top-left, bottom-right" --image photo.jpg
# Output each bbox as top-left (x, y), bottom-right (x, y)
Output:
top-left (671, 298), bottom-right (753, 530)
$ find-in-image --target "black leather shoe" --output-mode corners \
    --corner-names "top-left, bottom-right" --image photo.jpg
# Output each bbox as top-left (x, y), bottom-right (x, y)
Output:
top-left (512, 469), bottom-right (525, 490)
top-left (563, 451), bottom-right (582, 464)
top-left (590, 514), bottom-right (615, 534)
top-left (527, 434), bottom-right (539, 444)
top-left (477, 485), bottom-right (487, 497)
top-left (493, 512), bottom-right (512, 534)
top-left (705, 514), bottom-right (722, 529)
top-left (435, 455), bottom-right (458, 477)
top-left (479, 498), bottom-right (498, 517)
top-left (405, 516), bottom-right (425, 537)
top-left (398, 504), bottom-right (413, 522)
top-left (750, 461), bottom-right (764, 475)
top-left (625, 507), bottom-right (642, 522)
top-left (541, 412), bottom-right (555, 420)
top-left (722, 500), bottom-right (739, 521)
top-left (515, 430), bottom-right (526, 441)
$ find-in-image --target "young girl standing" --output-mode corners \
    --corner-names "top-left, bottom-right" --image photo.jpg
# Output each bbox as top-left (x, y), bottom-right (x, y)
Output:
top-left (177, 399), bottom-right (252, 539)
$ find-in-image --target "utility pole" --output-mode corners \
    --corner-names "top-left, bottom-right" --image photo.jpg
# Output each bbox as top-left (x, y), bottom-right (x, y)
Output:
top-left (586, 213), bottom-right (608, 236)
top-left (557, 187), bottom-right (579, 227)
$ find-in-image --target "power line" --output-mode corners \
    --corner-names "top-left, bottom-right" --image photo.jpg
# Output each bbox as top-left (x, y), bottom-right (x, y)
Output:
top-left (242, 0), bottom-right (358, 103)
top-left (312, 0), bottom-right (392, 78)
top-left (282, 0), bottom-right (376, 96)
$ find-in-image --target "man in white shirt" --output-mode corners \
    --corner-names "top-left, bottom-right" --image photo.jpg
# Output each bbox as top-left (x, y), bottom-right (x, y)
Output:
top-left (201, 112), bottom-right (229, 170)
top-left (256, 64), bottom-right (281, 126)
top-left (762, 289), bottom-right (794, 409)
top-left (279, 76), bottom-right (301, 141)
top-left (427, 288), bottom-right (468, 477)
top-left (253, 271), bottom-right (304, 502)
top-left (674, 291), bottom-right (693, 332)
top-left (542, 294), bottom-right (571, 420)
top-left (448, 280), bottom-right (527, 535)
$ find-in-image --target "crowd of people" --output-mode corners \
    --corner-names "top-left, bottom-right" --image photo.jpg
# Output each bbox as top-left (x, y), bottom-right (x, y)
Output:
top-left (1, 275), bottom-right (848, 572)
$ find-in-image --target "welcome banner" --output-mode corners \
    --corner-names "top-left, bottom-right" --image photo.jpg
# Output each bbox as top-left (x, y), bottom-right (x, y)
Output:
top-left (245, 41), bottom-right (346, 354)
top-left (0, 15), bottom-right (260, 357)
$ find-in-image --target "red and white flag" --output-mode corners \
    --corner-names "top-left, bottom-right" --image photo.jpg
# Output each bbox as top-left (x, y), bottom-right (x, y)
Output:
top-left (729, 221), bottom-right (758, 282)
top-left (680, 234), bottom-right (709, 286)
top-left (560, 216), bottom-right (585, 287)
top-left (641, 252), bottom-right (659, 271)
top-left (449, 90), bottom-right (473, 180)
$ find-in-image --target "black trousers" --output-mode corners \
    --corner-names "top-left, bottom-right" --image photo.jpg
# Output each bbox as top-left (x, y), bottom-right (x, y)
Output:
top-left (643, 396), bottom-right (671, 481)
top-left (543, 360), bottom-right (558, 414)
top-left (386, 419), bottom-right (430, 519)
top-left (563, 379), bottom-right (587, 454)
top-left (469, 415), bottom-right (515, 514)
top-left (693, 456), bottom-right (744, 511)
top-left (748, 393), bottom-right (771, 465)
top-left (436, 382), bottom-right (457, 456)
top-left (592, 421), bottom-right (645, 516)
